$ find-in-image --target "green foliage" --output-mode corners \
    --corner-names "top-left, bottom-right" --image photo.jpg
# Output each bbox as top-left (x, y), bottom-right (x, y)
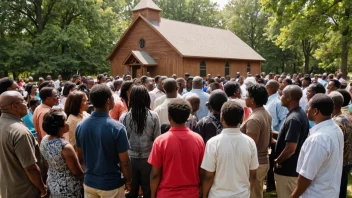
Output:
top-left (1, 0), bottom-right (351, 78)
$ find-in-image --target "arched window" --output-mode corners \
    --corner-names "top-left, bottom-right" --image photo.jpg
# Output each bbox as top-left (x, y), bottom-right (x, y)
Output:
top-left (225, 61), bottom-right (230, 76)
top-left (200, 60), bottom-right (206, 77)
top-left (247, 62), bottom-right (251, 73)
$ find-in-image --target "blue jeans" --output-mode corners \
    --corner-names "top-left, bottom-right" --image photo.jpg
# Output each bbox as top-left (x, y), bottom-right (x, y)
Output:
top-left (340, 164), bottom-right (352, 198)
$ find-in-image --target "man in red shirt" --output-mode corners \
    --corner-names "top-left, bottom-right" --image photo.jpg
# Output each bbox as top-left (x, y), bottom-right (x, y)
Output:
top-left (148, 98), bottom-right (205, 198)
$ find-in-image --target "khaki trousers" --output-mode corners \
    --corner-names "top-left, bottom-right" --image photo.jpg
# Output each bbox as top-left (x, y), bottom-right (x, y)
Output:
top-left (84, 184), bottom-right (125, 198)
top-left (274, 174), bottom-right (297, 198)
top-left (250, 164), bottom-right (269, 198)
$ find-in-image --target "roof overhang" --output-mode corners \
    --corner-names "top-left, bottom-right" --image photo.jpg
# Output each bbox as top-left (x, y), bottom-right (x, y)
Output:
top-left (123, 51), bottom-right (157, 66)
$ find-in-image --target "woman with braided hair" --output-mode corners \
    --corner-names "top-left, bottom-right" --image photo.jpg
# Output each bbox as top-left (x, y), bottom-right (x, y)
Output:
top-left (119, 86), bottom-right (161, 198)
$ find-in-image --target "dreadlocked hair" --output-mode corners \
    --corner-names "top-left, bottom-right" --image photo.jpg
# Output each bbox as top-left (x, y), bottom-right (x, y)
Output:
top-left (120, 81), bottom-right (134, 108)
top-left (128, 86), bottom-right (151, 136)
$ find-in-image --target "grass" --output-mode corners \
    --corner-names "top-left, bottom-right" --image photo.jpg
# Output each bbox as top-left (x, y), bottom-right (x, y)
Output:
top-left (263, 174), bottom-right (352, 198)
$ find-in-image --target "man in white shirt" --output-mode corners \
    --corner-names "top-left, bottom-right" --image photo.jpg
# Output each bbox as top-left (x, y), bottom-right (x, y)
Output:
top-left (299, 76), bottom-right (311, 111)
top-left (183, 76), bottom-right (209, 120)
top-left (201, 101), bottom-right (259, 198)
top-left (54, 75), bottom-right (62, 89)
top-left (291, 94), bottom-right (344, 198)
top-left (154, 78), bottom-right (178, 125)
top-left (150, 76), bottom-right (167, 99)
top-left (153, 94), bottom-right (182, 110)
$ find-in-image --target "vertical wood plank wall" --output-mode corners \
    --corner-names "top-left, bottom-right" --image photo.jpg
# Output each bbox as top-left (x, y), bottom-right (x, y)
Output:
top-left (110, 18), bottom-right (262, 78)
top-left (110, 18), bottom-right (181, 77)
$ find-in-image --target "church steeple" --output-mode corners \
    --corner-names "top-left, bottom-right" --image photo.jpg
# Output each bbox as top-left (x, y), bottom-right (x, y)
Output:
top-left (132, 0), bottom-right (162, 22)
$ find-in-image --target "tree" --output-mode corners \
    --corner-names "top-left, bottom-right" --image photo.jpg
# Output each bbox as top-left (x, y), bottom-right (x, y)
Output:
top-left (261, 0), bottom-right (352, 77)
top-left (0, 0), bottom-right (130, 78)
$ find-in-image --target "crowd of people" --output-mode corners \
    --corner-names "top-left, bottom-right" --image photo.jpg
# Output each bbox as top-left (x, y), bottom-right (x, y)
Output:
top-left (0, 70), bottom-right (351, 198)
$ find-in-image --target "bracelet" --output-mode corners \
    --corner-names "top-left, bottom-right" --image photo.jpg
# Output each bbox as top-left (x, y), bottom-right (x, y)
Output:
top-left (126, 181), bottom-right (132, 185)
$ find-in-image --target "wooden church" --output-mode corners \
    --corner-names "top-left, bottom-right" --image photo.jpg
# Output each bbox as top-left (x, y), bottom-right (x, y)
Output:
top-left (107, 0), bottom-right (265, 78)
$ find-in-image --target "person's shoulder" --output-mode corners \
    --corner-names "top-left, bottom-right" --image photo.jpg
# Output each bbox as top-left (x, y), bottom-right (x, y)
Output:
top-left (154, 132), bottom-right (171, 144)
top-left (149, 110), bottom-right (159, 118)
top-left (207, 133), bottom-right (223, 144)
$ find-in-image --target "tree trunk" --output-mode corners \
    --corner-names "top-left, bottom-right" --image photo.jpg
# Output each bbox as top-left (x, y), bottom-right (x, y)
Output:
top-left (34, 0), bottom-right (43, 34)
top-left (302, 40), bottom-right (311, 74)
top-left (341, 8), bottom-right (350, 79)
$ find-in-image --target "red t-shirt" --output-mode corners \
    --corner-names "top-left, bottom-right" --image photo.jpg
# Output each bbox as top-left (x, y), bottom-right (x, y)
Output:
top-left (148, 126), bottom-right (205, 198)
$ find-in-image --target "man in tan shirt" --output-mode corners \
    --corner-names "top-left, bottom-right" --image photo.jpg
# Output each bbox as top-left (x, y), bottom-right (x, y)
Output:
top-left (240, 84), bottom-right (272, 198)
top-left (0, 91), bottom-right (46, 198)
top-left (33, 87), bottom-right (59, 144)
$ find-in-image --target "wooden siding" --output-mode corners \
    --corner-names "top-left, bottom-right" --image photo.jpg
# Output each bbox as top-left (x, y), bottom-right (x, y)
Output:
top-left (183, 58), bottom-right (261, 77)
top-left (110, 18), bottom-right (182, 77)
top-left (133, 9), bottom-right (161, 22)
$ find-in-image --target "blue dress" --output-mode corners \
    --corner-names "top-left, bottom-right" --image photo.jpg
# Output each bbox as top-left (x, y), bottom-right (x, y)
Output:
top-left (40, 136), bottom-right (82, 197)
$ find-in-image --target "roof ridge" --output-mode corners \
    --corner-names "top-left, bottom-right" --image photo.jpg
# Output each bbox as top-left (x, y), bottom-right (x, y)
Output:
top-left (132, 0), bottom-right (162, 11)
top-left (158, 17), bottom-right (230, 32)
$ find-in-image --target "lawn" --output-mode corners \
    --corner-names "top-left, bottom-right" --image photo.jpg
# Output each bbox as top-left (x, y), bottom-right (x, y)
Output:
top-left (263, 174), bottom-right (352, 198)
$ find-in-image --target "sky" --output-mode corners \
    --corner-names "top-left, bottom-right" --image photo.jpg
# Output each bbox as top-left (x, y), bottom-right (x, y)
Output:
top-left (212, 0), bottom-right (230, 9)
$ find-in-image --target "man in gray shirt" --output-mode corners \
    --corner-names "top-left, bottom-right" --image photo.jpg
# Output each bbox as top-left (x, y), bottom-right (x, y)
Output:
top-left (0, 91), bottom-right (46, 198)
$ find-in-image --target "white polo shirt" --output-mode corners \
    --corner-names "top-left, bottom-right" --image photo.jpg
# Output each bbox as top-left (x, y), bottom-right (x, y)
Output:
top-left (201, 128), bottom-right (259, 198)
top-left (296, 119), bottom-right (343, 198)
top-left (154, 98), bottom-right (177, 125)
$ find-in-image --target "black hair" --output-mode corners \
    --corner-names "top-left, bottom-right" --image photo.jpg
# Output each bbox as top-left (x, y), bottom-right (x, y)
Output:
top-left (330, 79), bottom-right (341, 89)
top-left (97, 74), bottom-right (105, 83)
top-left (89, 84), bottom-right (112, 108)
top-left (38, 81), bottom-right (52, 91)
top-left (337, 89), bottom-right (351, 107)
top-left (120, 81), bottom-right (134, 108)
top-left (303, 76), bottom-right (312, 84)
top-left (73, 74), bottom-right (80, 80)
top-left (247, 84), bottom-right (268, 106)
top-left (42, 109), bottom-right (66, 136)
top-left (62, 82), bottom-right (76, 97)
top-left (168, 99), bottom-right (191, 124)
top-left (40, 87), bottom-right (55, 101)
top-left (128, 86), bottom-right (151, 136)
top-left (209, 78), bottom-right (216, 84)
top-left (25, 83), bottom-right (34, 94)
top-left (221, 101), bottom-right (244, 126)
top-left (210, 82), bottom-right (220, 91)
top-left (310, 94), bottom-right (334, 116)
top-left (25, 83), bottom-right (35, 101)
top-left (224, 81), bottom-right (240, 97)
top-left (29, 97), bottom-right (40, 107)
top-left (295, 78), bottom-right (302, 87)
top-left (283, 78), bottom-right (293, 85)
top-left (209, 90), bottom-right (228, 112)
top-left (310, 83), bottom-right (326, 94)
top-left (154, 75), bottom-right (161, 83)
top-left (163, 78), bottom-right (177, 93)
top-left (0, 77), bottom-right (15, 94)
top-left (140, 76), bottom-right (148, 84)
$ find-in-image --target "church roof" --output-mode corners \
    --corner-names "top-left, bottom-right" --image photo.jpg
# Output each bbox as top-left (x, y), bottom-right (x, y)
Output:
top-left (107, 15), bottom-right (265, 61)
top-left (147, 17), bottom-right (265, 61)
top-left (132, 0), bottom-right (162, 11)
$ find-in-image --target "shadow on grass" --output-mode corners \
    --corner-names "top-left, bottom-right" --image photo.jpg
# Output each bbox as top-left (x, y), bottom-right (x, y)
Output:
top-left (264, 173), bottom-right (352, 198)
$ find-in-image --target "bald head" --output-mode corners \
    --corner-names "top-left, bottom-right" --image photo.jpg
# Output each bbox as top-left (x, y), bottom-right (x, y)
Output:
top-left (266, 80), bottom-right (280, 93)
top-left (0, 91), bottom-right (24, 109)
top-left (283, 85), bottom-right (303, 101)
top-left (0, 91), bottom-right (27, 118)
top-left (192, 76), bottom-right (203, 89)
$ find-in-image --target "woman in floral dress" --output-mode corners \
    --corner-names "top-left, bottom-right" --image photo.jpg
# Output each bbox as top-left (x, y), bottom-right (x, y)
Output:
top-left (40, 109), bottom-right (83, 197)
